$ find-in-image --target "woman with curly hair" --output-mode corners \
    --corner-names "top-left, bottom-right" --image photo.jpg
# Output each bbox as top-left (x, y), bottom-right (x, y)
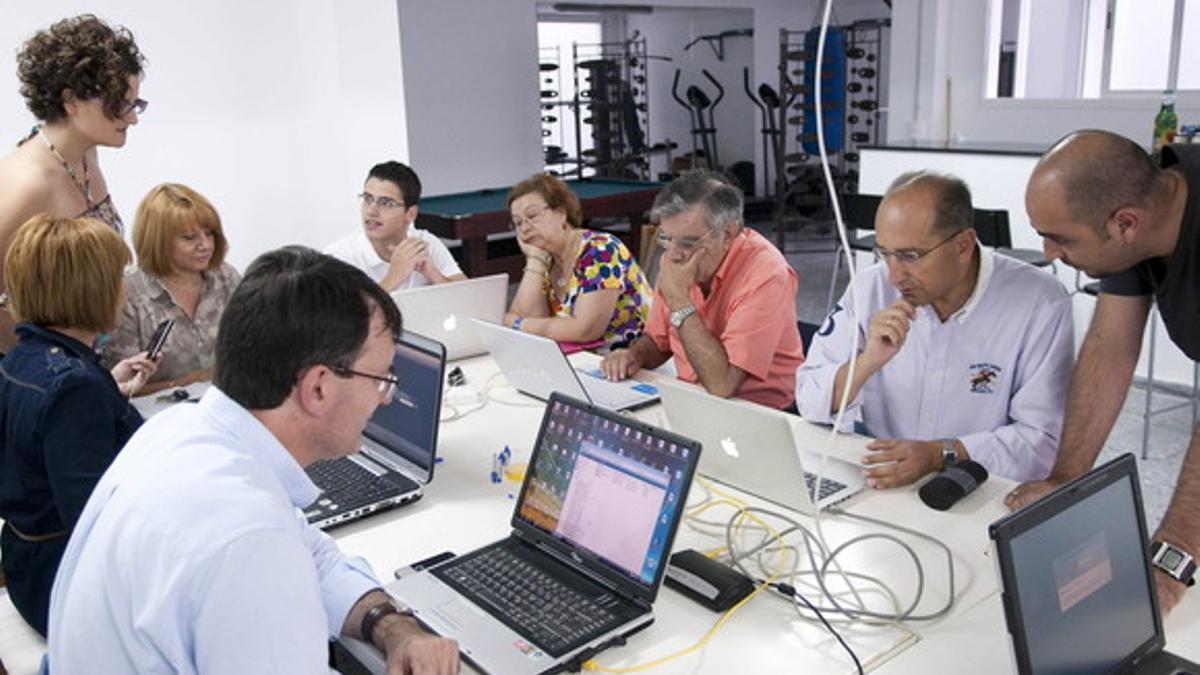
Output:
top-left (0, 15), bottom-right (147, 350)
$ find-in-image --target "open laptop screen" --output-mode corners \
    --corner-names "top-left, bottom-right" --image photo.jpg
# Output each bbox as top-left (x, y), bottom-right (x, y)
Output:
top-left (363, 331), bottom-right (445, 474)
top-left (992, 455), bottom-right (1159, 675)
top-left (515, 395), bottom-right (698, 589)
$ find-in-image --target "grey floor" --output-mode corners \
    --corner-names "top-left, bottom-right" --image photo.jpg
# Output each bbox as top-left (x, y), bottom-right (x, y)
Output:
top-left (754, 216), bottom-right (1194, 530)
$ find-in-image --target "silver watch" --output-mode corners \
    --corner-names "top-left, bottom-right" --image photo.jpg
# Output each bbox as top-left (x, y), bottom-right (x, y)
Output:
top-left (940, 439), bottom-right (958, 470)
top-left (669, 304), bottom-right (697, 328)
top-left (1150, 541), bottom-right (1197, 587)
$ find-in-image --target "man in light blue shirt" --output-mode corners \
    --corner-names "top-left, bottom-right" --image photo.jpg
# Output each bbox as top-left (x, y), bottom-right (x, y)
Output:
top-left (796, 171), bottom-right (1074, 487)
top-left (46, 247), bottom-right (459, 674)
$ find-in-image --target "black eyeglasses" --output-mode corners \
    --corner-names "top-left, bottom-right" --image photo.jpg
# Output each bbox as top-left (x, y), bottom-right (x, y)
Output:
top-left (330, 365), bottom-right (400, 400)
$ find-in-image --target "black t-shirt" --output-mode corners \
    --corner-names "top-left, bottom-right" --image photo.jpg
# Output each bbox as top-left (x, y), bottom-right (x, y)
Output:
top-left (1099, 144), bottom-right (1200, 361)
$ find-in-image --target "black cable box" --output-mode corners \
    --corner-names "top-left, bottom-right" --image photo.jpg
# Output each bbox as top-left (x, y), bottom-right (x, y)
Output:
top-left (664, 549), bottom-right (755, 612)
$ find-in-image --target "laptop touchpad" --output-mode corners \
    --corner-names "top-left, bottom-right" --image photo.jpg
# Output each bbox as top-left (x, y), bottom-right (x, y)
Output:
top-left (431, 598), bottom-right (489, 630)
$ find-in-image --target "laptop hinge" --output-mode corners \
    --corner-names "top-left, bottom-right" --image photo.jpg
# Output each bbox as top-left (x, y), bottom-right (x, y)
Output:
top-left (520, 535), bottom-right (646, 606)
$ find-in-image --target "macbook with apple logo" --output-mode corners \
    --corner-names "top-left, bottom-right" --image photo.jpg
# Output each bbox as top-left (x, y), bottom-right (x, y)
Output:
top-left (392, 273), bottom-right (508, 360)
top-left (657, 380), bottom-right (866, 514)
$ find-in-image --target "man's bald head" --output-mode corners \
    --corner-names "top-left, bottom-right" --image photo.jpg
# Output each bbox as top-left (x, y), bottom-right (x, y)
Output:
top-left (1029, 129), bottom-right (1163, 230)
top-left (883, 170), bottom-right (974, 237)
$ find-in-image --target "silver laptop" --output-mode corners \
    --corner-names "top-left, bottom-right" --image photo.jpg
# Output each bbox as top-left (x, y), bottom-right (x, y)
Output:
top-left (303, 330), bottom-right (446, 529)
top-left (658, 380), bottom-right (866, 514)
top-left (391, 274), bottom-right (508, 360)
top-left (376, 393), bottom-right (701, 675)
top-left (471, 318), bottom-right (659, 411)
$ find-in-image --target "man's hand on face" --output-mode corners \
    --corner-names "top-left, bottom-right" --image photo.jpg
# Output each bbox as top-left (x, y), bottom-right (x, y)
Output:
top-left (862, 299), bottom-right (916, 369)
top-left (656, 246), bottom-right (705, 311)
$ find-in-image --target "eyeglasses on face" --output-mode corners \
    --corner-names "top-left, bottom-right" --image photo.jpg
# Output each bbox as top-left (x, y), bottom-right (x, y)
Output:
top-left (873, 230), bottom-right (961, 265)
top-left (510, 204), bottom-right (552, 230)
top-left (358, 193), bottom-right (406, 211)
top-left (330, 364), bottom-right (401, 401)
top-left (119, 98), bottom-right (149, 117)
top-left (655, 228), bottom-right (717, 254)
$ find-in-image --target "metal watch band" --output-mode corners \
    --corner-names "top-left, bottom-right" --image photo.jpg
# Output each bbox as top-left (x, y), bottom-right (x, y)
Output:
top-left (670, 304), bottom-right (696, 328)
top-left (940, 439), bottom-right (957, 470)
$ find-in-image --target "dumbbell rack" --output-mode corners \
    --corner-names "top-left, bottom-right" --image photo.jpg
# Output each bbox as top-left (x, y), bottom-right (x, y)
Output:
top-left (842, 19), bottom-right (888, 195)
top-left (568, 37), bottom-right (651, 180)
top-left (539, 46), bottom-right (571, 174)
top-left (773, 21), bottom-right (888, 245)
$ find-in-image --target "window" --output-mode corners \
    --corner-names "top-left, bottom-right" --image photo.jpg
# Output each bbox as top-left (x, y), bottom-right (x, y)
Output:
top-left (987, 0), bottom-right (1196, 99)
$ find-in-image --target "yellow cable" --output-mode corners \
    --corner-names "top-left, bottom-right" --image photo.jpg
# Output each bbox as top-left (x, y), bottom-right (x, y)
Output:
top-left (583, 483), bottom-right (790, 672)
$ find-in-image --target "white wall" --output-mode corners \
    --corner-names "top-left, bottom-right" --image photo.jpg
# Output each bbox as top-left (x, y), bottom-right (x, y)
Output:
top-left (397, 0), bottom-right (542, 195)
top-left (0, 1), bottom-right (408, 272)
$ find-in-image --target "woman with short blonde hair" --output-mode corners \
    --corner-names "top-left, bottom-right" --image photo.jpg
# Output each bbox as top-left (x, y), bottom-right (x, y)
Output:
top-left (102, 183), bottom-right (241, 394)
top-left (0, 215), bottom-right (155, 636)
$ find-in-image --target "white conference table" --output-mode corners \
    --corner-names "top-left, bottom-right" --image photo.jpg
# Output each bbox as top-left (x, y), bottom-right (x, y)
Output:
top-left (325, 352), bottom-right (1129, 675)
top-left (124, 353), bottom-right (1200, 674)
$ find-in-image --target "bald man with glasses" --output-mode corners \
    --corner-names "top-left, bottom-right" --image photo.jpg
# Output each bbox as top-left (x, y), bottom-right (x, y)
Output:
top-left (796, 171), bottom-right (1075, 489)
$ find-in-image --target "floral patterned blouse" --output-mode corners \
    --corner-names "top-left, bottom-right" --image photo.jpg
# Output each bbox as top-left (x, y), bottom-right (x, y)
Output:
top-left (545, 231), bottom-right (652, 348)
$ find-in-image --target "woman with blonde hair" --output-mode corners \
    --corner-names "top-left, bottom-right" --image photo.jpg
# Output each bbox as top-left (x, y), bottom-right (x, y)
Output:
top-left (0, 215), bottom-right (155, 635)
top-left (504, 173), bottom-right (651, 349)
top-left (102, 183), bottom-right (241, 394)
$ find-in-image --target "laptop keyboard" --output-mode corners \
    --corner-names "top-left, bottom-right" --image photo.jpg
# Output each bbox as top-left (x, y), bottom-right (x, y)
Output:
top-left (803, 472), bottom-right (848, 501)
top-left (433, 545), bottom-right (624, 657)
top-left (578, 371), bottom-right (654, 410)
top-left (305, 456), bottom-right (414, 515)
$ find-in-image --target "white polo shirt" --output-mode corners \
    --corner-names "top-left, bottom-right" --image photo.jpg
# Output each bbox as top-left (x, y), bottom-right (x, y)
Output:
top-left (47, 387), bottom-right (379, 674)
top-left (324, 227), bottom-right (463, 291)
top-left (795, 247), bottom-right (1075, 482)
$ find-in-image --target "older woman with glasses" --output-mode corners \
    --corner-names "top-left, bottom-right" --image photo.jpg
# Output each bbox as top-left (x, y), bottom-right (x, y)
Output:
top-left (504, 173), bottom-right (652, 349)
top-left (102, 184), bottom-right (241, 395)
top-left (0, 14), bottom-right (147, 350)
top-left (0, 215), bottom-right (155, 636)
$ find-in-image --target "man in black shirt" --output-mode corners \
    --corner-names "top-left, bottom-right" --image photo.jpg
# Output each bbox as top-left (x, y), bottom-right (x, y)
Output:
top-left (1011, 129), bottom-right (1199, 615)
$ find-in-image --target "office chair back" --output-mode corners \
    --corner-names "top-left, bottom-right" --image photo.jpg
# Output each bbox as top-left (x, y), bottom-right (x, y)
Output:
top-left (972, 208), bottom-right (1013, 248)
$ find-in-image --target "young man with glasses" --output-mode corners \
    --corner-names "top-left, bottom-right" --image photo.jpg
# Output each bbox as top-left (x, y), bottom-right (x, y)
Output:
top-left (325, 161), bottom-right (466, 292)
top-left (46, 247), bottom-right (459, 674)
top-left (796, 171), bottom-right (1074, 488)
top-left (601, 170), bottom-right (804, 410)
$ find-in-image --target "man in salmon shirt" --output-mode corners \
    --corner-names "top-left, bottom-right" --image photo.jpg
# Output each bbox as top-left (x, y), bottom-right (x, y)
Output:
top-left (601, 170), bottom-right (804, 410)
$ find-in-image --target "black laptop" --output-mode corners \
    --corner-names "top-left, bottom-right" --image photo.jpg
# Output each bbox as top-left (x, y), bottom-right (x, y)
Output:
top-left (989, 453), bottom-right (1199, 674)
top-left (304, 330), bottom-right (446, 529)
top-left (383, 392), bottom-right (701, 674)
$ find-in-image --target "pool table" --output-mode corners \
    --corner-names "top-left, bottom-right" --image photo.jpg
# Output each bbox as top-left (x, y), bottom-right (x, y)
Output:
top-left (415, 178), bottom-right (663, 278)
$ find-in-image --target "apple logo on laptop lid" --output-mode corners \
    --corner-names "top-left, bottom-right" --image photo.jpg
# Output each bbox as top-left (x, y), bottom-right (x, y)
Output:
top-left (720, 436), bottom-right (740, 458)
top-left (443, 314), bottom-right (458, 332)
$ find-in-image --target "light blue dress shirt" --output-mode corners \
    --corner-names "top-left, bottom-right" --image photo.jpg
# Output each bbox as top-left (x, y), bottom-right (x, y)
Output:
top-left (46, 387), bottom-right (380, 674)
top-left (796, 248), bottom-right (1075, 482)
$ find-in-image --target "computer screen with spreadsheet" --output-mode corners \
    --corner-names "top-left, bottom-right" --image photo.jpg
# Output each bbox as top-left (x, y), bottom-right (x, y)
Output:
top-left (515, 397), bottom-right (696, 587)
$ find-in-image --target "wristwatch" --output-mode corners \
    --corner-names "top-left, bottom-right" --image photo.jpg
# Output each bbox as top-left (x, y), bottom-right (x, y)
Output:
top-left (669, 304), bottom-right (697, 328)
top-left (1150, 541), bottom-right (1197, 587)
top-left (361, 598), bottom-right (414, 644)
top-left (940, 439), bottom-right (958, 470)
